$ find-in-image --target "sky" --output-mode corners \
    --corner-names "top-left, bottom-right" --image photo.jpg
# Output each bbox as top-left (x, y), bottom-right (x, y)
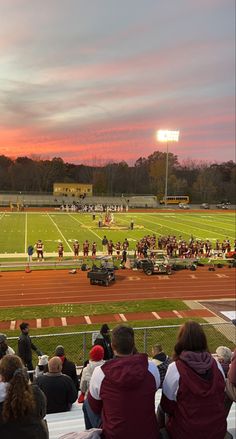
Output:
top-left (0, 0), bottom-right (235, 165)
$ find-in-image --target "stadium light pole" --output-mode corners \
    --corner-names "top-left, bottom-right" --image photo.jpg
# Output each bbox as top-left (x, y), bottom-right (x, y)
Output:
top-left (156, 130), bottom-right (180, 206)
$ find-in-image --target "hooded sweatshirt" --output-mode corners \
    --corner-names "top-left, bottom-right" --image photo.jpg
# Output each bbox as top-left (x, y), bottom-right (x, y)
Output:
top-left (80, 359), bottom-right (105, 396)
top-left (88, 353), bottom-right (160, 439)
top-left (161, 351), bottom-right (226, 439)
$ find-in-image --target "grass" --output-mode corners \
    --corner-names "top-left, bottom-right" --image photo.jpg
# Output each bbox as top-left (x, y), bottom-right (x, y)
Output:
top-left (0, 211), bottom-right (235, 257)
top-left (6, 318), bottom-right (235, 364)
top-left (0, 299), bottom-right (189, 321)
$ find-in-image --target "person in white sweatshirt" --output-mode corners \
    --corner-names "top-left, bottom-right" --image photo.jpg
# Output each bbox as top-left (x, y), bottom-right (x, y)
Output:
top-left (80, 345), bottom-right (105, 398)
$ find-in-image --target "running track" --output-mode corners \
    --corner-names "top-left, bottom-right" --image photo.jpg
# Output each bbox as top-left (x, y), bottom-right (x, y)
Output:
top-left (0, 266), bottom-right (235, 308)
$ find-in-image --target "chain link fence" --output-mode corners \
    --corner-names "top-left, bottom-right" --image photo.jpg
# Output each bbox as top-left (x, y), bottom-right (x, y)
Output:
top-left (7, 322), bottom-right (235, 366)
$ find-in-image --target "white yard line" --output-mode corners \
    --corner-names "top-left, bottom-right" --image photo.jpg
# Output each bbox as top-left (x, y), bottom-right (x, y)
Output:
top-left (69, 214), bottom-right (102, 241)
top-left (143, 215), bottom-right (235, 239)
top-left (25, 212), bottom-right (28, 253)
top-left (47, 213), bottom-right (73, 251)
top-left (0, 212), bottom-right (5, 221)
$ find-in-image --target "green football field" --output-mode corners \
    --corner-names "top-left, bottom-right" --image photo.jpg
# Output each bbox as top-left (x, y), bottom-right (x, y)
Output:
top-left (0, 210), bottom-right (235, 256)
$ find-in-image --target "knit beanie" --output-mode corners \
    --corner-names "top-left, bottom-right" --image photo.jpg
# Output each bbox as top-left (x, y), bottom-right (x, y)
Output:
top-left (90, 345), bottom-right (104, 362)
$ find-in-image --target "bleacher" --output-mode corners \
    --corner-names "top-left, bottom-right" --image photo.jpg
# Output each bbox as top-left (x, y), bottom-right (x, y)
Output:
top-left (46, 390), bottom-right (236, 439)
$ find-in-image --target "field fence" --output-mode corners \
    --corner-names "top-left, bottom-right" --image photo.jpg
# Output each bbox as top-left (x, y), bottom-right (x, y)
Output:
top-left (7, 322), bottom-right (235, 366)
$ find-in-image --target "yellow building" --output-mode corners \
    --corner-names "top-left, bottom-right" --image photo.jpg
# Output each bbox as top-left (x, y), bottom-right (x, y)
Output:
top-left (53, 183), bottom-right (93, 197)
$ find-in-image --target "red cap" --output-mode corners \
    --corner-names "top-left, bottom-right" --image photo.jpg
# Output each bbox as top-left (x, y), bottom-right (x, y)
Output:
top-left (90, 345), bottom-right (104, 362)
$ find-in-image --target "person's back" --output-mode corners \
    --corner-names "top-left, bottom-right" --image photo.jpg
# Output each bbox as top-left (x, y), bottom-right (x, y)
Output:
top-left (36, 357), bottom-right (77, 414)
top-left (160, 321), bottom-right (227, 439)
top-left (0, 355), bottom-right (48, 439)
top-left (55, 345), bottom-right (79, 391)
top-left (88, 325), bottom-right (160, 439)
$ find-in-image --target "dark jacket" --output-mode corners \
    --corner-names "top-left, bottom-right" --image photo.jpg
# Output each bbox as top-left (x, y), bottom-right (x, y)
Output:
top-left (18, 333), bottom-right (38, 364)
top-left (94, 334), bottom-right (113, 360)
top-left (152, 352), bottom-right (171, 386)
top-left (36, 373), bottom-right (77, 414)
top-left (0, 384), bottom-right (48, 439)
top-left (61, 356), bottom-right (79, 391)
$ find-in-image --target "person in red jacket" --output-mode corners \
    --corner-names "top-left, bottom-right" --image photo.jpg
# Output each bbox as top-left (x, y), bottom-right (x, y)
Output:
top-left (87, 324), bottom-right (160, 439)
top-left (158, 321), bottom-right (227, 439)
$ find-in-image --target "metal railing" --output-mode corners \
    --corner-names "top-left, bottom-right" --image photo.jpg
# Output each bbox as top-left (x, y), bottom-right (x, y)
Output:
top-left (7, 322), bottom-right (235, 366)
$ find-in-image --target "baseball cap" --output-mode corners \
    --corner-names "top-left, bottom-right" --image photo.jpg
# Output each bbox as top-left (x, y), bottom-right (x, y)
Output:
top-left (38, 355), bottom-right (49, 366)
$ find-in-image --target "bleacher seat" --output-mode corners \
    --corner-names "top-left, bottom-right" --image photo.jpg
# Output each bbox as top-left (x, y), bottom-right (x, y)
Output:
top-left (46, 390), bottom-right (236, 439)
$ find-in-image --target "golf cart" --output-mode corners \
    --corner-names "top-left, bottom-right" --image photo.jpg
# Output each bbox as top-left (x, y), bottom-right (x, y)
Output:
top-left (87, 256), bottom-right (116, 286)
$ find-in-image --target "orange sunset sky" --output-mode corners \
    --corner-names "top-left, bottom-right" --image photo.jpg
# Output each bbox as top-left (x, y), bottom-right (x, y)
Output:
top-left (0, 0), bottom-right (235, 165)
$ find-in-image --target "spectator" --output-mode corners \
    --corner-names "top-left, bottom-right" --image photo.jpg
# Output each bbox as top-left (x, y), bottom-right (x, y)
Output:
top-left (0, 333), bottom-right (15, 359)
top-left (215, 346), bottom-right (232, 377)
top-left (225, 348), bottom-right (236, 415)
top-left (17, 322), bottom-right (42, 377)
top-left (80, 346), bottom-right (105, 398)
top-left (55, 345), bottom-right (79, 391)
top-left (0, 354), bottom-right (48, 439)
top-left (87, 324), bottom-right (160, 439)
top-left (35, 355), bottom-right (49, 379)
top-left (151, 343), bottom-right (171, 386)
top-left (158, 321), bottom-right (227, 439)
top-left (36, 356), bottom-right (77, 414)
top-left (94, 324), bottom-right (113, 360)
top-left (81, 346), bottom-right (105, 429)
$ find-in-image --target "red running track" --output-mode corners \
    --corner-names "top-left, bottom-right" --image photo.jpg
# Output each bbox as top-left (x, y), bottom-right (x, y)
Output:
top-left (0, 266), bottom-right (235, 308)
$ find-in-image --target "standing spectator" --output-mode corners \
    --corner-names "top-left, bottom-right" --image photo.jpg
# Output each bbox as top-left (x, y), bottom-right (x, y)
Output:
top-left (55, 345), bottom-right (79, 392)
top-left (102, 236), bottom-right (108, 254)
top-left (0, 334), bottom-right (15, 359)
top-left (151, 343), bottom-right (171, 387)
top-left (94, 324), bottom-right (113, 360)
top-left (27, 244), bottom-right (34, 263)
top-left (17, 322), bottom-right (42, 374)
top-left (87, 324), bottom-right (160, 438)
top-left (36, 357), bottom-right (77, 414)
top-left (0, 355), bottom-right (48, 439)
top-left (158, 321), bottom-right (227, 439)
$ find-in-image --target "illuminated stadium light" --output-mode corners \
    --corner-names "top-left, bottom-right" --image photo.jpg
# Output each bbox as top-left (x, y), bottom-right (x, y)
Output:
top-left (157, 130), bottom-right (180, 142)
top-left (156, 129), bottom-right (180, 206)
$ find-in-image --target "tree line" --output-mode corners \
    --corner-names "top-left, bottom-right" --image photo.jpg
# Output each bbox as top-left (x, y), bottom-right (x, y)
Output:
top-left (0, 152), bottom-right (235, 203)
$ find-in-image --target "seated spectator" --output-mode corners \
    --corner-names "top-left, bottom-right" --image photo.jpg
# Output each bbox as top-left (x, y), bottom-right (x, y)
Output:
top-left (94, 324), bottom-right (113, 360)
top-left (35, 355), bottom-right (49, 379)
top-left (158, 321), bottom-right (227, 439)
top-left (0, 354), bottom-right (48, 439)
top-left (36, 356), bottom-right (77, 414)
top-left (81, 346), bottom-right (105, 429)
top-left (151, 343), bottom-right (171, 386)
top-left (225, 347), bottom-right (236, 415)
top-left (80, 346), bottom-right (105, 398)
top-left (55, 345), bottom-right (79, 391)
top-left (215, 346), bottom-right (232, 377)
top-left (0, 333), bottom-right (15, 359)
top-left (87, 324), bottom-right (160, 439)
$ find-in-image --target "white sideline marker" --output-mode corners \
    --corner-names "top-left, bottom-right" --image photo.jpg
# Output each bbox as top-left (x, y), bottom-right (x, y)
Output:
top-left (119, 313), bottom-right (127, 322)
top-left (152, 312), bottom-right (161, 320)
top-left (61, 317), bottom-right (67, 327)
top-left (36, 318), bottom-right (42, 328)
top-left (173, 310), bottom-right (183, 318)
top-left (84, 315), bottom-right (92, 324)
top-left (10, 320), bottom-right (16, 330)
